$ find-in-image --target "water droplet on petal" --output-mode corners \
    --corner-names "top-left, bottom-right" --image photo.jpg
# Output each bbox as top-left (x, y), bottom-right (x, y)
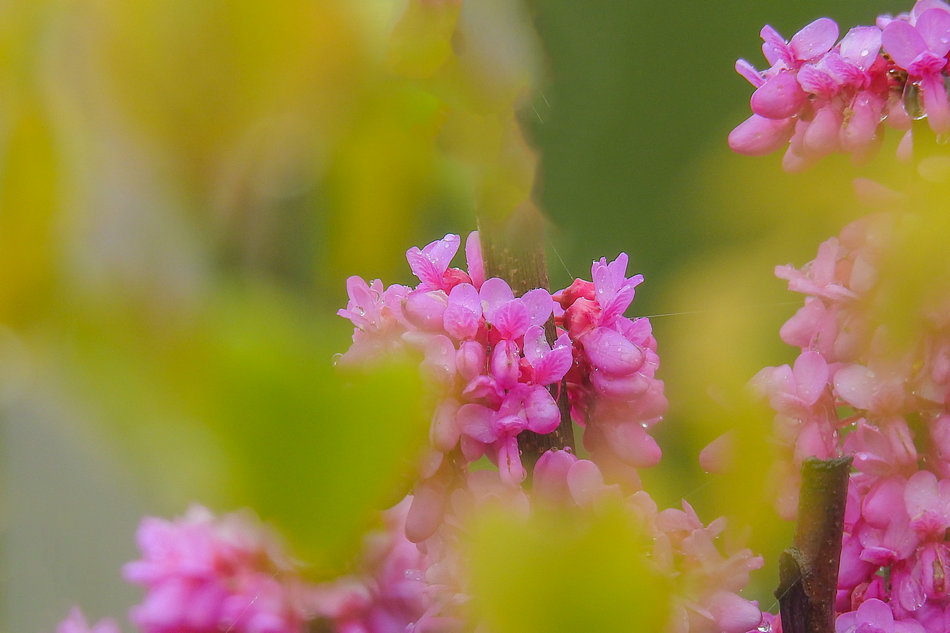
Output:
top-left (904, 81), bottom-right (926, 120)
top-left (404, 569), bottom-right (425, 582)
top-left (757, 623), bottom-right (772, 633)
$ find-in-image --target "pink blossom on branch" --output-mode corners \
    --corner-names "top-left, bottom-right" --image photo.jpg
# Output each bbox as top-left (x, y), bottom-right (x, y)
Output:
top-left (729, 1), bottom-right (950, 170)
top-left (123, 505), bottom-right (316, 633)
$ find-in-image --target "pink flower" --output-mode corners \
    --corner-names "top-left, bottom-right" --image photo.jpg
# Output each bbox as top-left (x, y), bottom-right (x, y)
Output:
top-left (124, 505), bottom-right (314, 633)
top-left (836, 598), bottom-right (926, 633)
top-left (337, 278), bottom-right (410, 364)
top-left (591, 252), bottom-right (643, 326)
top-left (406, 234), bottom-right (462, 292)
top-left (904, 470), bottom-right (950, 537)
top-left (883, 8), bottom-right (950, 133)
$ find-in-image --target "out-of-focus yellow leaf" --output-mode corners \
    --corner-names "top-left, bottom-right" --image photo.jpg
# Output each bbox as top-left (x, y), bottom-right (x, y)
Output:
top-left (387, 0), bottom-right (460, 79)
top-left (327, 83), bottom-right (445, 276)
top-left (467, 503), bottom-right (670, 633)
top-left (92, 0), bottom-right (361, 190)
top-left (0, 107), bottom-right (58, 326)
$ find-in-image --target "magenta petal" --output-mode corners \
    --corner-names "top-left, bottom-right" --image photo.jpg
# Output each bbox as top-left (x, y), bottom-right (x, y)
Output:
top-left (448, 282), bottom-right (481, 314)
top-left (533, 450), bottom-right (576, 503)
top-left (430, 398), bottom-right (461, 452)
top-left (566, 459), bottom-right (608, 506)
top-left (491, 300), bottom-right (530, 339)
top-left (533, 339), bottom-right (573, 385)
top-left (790, 17), bottom-right (840, 60)
top-left (803, 106), bottom-right (843, 156)
top-left (422, 233), bottom-right (461, 273)
top-left (835, 611), bottom-right (858, 633)
top-left (523, 386), bottom-right (560, 434)
top-left (916, 8), bottom-right (950, 55)
top-left (406, 474), bottom-right (450, 543)
top-left (792, 350), bottom-right (829, 406)
top-left (522, 324), bottom-right (549, 367)
top-left (404, 290), bottom-right (448, 331)
top-left (707, 592), bottom-right (762, 633)
top-left (760, 24), bottom-right (790, 66)
top-left (914, 0), bottom-right (950, 19)
top-left (854, 598), bottom-right (895, 629)
top-left (834, 363), bottom-right (876, 410)
top-left (602, 421), bottom-right (662, 467)
top-left (840, 26), bottom-right (883, 69)
top-left (457, 403), bottom-right (497, 444)
top-left (497, 437), bottom-right (526, 485)
top-left (465, 231), bottom-right (485, 288)
top-left (456, 340), bottom-right (485, 380)
top-left (841, 91), bottom-right (883, 152)
top-left (862, 477), bottom-right (907, 527)
top-left (921, 72), bottom-right (950, 133)
top-left (752, 71), bottom-right (807, 118)
top-left (443, 303), bottom-right (479, 340)
top-left (728, 114), bottom-right (795, 156)
top-left (479, 277), bottom-right (515, 322)
top-left (490, 340), bottom-right (520, 389)
top-left (406, 234), bottom-right (460, 288)
top-left (583, 327), bottom-right (644, 375)
top-left (797, 63), bottom-right (839, 98)
top-left (883, 20), bottom-right (930, 68)
top-left (735, 59), bottom-right (765, 87)
top-left (521, 288), bottom-right (554, 327)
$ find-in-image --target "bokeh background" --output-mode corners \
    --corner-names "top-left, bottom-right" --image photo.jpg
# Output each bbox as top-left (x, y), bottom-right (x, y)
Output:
top-left (1, 0), bottom-right (907, 630)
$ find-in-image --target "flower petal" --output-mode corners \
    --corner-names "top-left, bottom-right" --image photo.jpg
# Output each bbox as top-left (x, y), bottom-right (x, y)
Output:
top-left (728, 114), bottom-right (795, 156)
top-left (790, 18), bottom-right (840, 60)
top-left (752, 70), bottom-right (807, 118)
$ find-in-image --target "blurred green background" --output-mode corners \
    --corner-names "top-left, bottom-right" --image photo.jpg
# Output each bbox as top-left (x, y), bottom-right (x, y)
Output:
top-left (1, 0), bottom-right (903, 630)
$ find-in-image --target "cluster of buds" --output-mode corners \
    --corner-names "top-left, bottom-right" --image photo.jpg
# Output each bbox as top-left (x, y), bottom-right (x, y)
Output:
top-left (756, 211), bottom-right (950, 631)
top-left (730, 0), bottom-right (950, 171)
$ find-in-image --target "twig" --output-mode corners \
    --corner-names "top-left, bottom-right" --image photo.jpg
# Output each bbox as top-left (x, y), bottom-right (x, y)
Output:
top-left (776, 456), bottom-right (852, 633)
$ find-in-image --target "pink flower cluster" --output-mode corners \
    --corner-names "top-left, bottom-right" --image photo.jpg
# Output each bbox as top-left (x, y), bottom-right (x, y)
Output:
top-left (338, 232), bottom-right (667, 542)
top-left (729, 0), bottom-right (950, 170)
top-left (122, 505), bottom-right (316, 633)
top-left (328, 232), bottom-right (764, 633)
top-left (757, 212), bottom-right (950, 630)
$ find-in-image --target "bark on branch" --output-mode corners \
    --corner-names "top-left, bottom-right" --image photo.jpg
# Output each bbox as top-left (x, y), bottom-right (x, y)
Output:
top-left (776, 456), bottom-right (852, 633)
top-left (478, 202), bottom-right (575, 470)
